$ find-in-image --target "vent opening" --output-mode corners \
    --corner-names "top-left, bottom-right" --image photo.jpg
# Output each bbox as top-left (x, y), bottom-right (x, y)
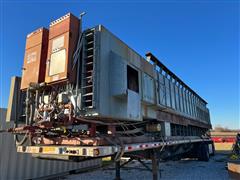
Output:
top-left (127, 65), bottom-right (139, 93)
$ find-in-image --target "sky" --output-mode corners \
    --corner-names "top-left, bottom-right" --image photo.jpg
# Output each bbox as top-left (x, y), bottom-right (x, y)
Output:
top-left (0, 1), bottom-right (239, 129)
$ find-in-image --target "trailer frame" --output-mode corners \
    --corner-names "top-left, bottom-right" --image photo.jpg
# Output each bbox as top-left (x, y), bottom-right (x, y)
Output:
top-left (17, 137), bottom-right (213, 180)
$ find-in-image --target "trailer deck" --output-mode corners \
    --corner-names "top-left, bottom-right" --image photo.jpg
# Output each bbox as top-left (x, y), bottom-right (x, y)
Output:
top-left (17, 138), bottom-right (211, 158)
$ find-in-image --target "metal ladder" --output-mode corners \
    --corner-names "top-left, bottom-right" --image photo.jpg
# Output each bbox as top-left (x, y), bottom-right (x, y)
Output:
top-left (81, 29), bottom-right (95, 109)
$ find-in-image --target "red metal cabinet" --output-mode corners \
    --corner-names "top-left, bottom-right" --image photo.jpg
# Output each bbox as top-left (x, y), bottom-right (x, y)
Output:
top-left (45, 13), bottom-right (79, 84)
top-left (20, 28), bottom-right (49, 90)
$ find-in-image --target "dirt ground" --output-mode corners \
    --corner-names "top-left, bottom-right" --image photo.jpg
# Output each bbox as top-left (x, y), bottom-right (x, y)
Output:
top-left (66, 153), bottom-right (231, 180)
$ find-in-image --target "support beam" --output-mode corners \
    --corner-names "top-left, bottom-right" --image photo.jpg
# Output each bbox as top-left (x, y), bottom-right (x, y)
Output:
top-left (120, 158), bottom-right (134, 168)
top-left (138, 158), bottom-right (152, 172)
top-left (115, 160), bottom-right (121, 180)
top-left (152, 150), bottom-right (159, 180)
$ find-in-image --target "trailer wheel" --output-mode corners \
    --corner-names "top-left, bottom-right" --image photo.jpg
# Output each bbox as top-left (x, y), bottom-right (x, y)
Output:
top-left (198, 143), bottom-right (209, 161)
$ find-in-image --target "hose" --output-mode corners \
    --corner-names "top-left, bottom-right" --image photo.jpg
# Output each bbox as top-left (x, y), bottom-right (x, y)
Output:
top-left (14, 123), bottom-right (28, 146)
top-left (14, 89), bottom-right (34, 146)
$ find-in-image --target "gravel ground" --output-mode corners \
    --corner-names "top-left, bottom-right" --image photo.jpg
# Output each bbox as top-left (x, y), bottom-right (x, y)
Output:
top-left (66, 154), bottom-right (230, 180)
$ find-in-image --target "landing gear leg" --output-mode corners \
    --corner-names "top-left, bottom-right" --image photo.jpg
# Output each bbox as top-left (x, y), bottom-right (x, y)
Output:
top-left (115, 160), bottom-right (121, 180)
top-left (152, 150), bottom-right (160, 180)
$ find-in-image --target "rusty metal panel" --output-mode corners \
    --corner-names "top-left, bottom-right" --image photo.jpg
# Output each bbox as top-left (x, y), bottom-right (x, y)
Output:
top-left (25, 28), bottom-right (48, 50)
top-left (21, 27), bottom-right (49, 90)
top-left (45, 13), bottom-right (79, 84)
top-left (0, 108), bottom-right (101, 180)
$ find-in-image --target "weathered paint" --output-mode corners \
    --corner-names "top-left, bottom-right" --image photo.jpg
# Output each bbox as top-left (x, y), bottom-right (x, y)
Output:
top-left (0, 108), bottom-right (101, 180)
top-left (80, 25), bottom-right (210, 126)
top-left (21, 28), bottom-right (49, 90)
top-left (45, 13), bottom-right (79, 84)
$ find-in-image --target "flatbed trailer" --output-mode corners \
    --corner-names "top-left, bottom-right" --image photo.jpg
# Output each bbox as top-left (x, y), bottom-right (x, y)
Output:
top-left (17, 137), bottom-right (214, 180)
top-left (17, 138), bottom-right (212, 158)
top-left (2, 12), bottom-right (214, 180)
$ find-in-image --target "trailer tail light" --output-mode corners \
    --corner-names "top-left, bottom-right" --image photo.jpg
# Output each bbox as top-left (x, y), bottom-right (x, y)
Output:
top-left (45, 13), bottom-right (80, 84)
top-left (127, 146), bottom-right (132, 150)
top-left (20, 27), bottom-right (49, 90)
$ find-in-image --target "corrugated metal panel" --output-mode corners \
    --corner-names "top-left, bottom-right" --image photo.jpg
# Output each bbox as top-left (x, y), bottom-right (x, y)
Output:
top-left (158, 74), bottom-right (166, 106)
top-left (0, 108), bottom-right (101, 180)
top-left (174, 85), bottom-right (179, 111)
top-left (184, 90), bottom-right (189, 115)
top-left (165, 77), bottom-right (171, 108)
top-left (179, 87), bottom-right (183, 113)
top-left (188, 92), bottom-right (193, 116)
top-left (192, 96), bottom-right (196, 118)
top-left (170, 82), bottom-right (175, 109)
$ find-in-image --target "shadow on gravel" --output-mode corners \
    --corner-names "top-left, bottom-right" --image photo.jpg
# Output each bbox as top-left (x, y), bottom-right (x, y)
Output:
top-left (66, 153), bottom-right (230, 180)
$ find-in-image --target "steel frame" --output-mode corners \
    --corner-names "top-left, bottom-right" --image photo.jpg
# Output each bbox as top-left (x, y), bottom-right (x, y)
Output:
top-left (114, 149), bottom-right (161, 180)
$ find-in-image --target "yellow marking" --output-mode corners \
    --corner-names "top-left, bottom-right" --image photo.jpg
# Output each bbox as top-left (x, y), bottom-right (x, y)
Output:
top-left (43, 147), bottom-right (57, 154)
top-left (28, 147), bottom-right (39, 154)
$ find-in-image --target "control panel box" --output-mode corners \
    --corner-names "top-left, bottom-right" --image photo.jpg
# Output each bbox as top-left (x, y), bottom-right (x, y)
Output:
top-left (45, 13), bottom-right (80, 84)
top-left (21, 27), bottom-right (49, 90)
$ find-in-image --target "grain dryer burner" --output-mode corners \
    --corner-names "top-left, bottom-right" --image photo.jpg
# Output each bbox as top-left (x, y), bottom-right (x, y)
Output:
top-left (2, 12), bottom-right (215, 180)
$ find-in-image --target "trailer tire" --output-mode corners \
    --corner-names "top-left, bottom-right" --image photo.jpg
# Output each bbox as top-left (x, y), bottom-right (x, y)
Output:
top-left (198, 143), bottom-right (209, 161)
